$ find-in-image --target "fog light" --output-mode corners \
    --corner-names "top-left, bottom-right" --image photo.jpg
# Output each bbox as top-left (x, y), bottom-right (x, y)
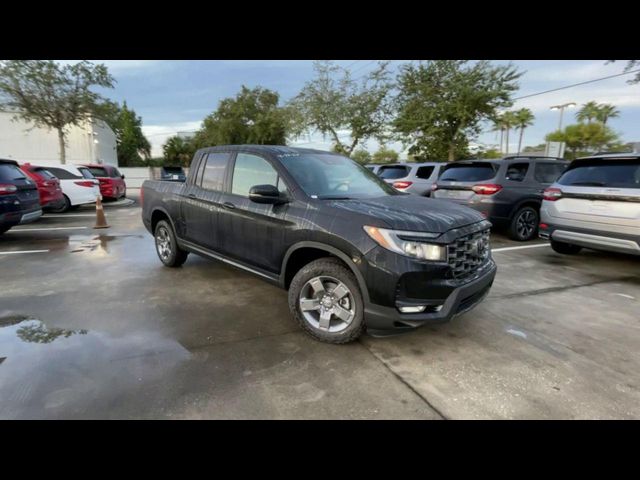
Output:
top-left (398, 305), bottom-right (427, 313)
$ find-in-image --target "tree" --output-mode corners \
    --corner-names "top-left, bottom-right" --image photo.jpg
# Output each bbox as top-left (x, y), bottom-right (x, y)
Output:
top-left (576, 101), bottom-right (600, 124)
top-left (99, 101), bottom-right (151, 166)
top-left (500, 111), bottom-right (518, 155)
top-left (491, 115), bottom-right (506, 154)
top-left (372, 147), bottom-right (399, 164)
top-left (394, 60), bottom-right (521, 161)
top-left (0, 60), bottom-right (115, 164)
top-left (514, 108), bottom-right (535, 154)
top-left (163, 136), bottom-right (196, 167)
top-left (288, 61), bottom-right (394, 156)
top-left (351, 149), bottom-right (372, 164)
top-left (596, 103), bottom-right (620, 125)
top-left (193, 86), bottom-right (288, 148)
top-left (477, 148), bottom-right (503, 159)
top-left (545, 123), bottom-right (619, 158)
top-left (607, 60), bottom-right (640, 84)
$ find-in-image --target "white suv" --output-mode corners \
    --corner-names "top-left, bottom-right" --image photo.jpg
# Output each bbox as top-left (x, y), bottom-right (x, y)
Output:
top-left (43, 164), bottom-right (100, 212)
top-left (539, 154), bottom-right (640, 256)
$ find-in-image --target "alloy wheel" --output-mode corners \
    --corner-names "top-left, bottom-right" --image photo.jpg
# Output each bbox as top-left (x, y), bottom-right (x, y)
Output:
top-left (298, 276), bottom-right (356, 333)
top-left (155, 226), bottom-right (172, 262)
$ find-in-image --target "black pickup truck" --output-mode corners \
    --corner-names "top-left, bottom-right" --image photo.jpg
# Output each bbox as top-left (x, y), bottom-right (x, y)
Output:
top-left (141, 145), bottom-right (496, 343)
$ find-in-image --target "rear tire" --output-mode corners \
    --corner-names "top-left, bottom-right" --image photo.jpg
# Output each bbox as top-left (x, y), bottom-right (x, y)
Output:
top-left (288, 257), bottom-right (365, 344)
top-left (154, 220), bottom-right (188, 267)
top-left (49, 195), bottom-right (71, 213)
top-left (550, 239), bottom-right (582, 255)
top-left (509, 206), bottom-right (539, 241)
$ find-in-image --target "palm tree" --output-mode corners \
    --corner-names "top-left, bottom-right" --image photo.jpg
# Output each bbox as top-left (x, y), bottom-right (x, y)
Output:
top-left (596, 103), bottom-right (620, 125)
top-left (501, 111), bottom-right (517, 155)
top-left (491, 115), bottom-right (505, 154)
top-left (576, 101), bottom-right (600, 124)
top-left (514, 108), bottom-right (535, 154)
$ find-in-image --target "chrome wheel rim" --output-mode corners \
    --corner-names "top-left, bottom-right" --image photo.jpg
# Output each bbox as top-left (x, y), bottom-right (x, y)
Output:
top-left (299, 276), bottom-right (355, 333)
top-left (155, 226), bottom-right (172, 261)
top-left (516, 210), bottom-right (537, 239)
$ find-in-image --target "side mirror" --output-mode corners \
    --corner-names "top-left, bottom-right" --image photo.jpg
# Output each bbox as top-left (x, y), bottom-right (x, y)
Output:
top-left (249, 184), bottom-right (283, 204)
top-left (121, 174), bottom-right (126, 179)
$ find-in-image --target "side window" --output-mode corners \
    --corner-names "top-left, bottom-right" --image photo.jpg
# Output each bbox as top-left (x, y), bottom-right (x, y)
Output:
top-left (505, 163), bottom-right (529, 182)
top-left (201, 153), bottom-right (230, 191)
top-left (534, 163), bottom-right (567, 184)
top-left (231, 153), bottom-right (281, 197)
top-left (416, 166), bottom-right (435, 179)
top-left (46, 167), bottom-right (79, 180)
top-left (193, 154), bottom-right (207, 186)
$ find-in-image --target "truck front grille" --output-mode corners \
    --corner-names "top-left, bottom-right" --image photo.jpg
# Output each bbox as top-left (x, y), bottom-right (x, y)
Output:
top-left (448, 229), bottom-right (491, 279)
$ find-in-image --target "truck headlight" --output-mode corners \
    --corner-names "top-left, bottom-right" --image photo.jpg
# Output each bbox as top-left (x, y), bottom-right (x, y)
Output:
top-left (363, 226), bottom-right (447, 261)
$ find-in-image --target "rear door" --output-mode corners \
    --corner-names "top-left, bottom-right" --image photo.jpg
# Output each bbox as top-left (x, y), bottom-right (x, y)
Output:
top-left (180, 151), bottom-right (232, 249)
top-left (551, 158), bottom-right (640, 233)
top-left (434, 162), bottom-right (499, 202)
top-left (216, 152), bottom-right (290, 273)
top-left (378, 165), bottom-right (411, 184)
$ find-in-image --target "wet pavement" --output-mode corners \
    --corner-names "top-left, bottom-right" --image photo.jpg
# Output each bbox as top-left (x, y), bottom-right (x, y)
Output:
top-left (1, 193), bottom-right (639, 419)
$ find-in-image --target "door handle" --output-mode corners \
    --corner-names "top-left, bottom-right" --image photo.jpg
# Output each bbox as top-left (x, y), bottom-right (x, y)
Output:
top-left (223, 202), bottom-right (236, 209)
top-left (187, 193), bottom-right (197, 199)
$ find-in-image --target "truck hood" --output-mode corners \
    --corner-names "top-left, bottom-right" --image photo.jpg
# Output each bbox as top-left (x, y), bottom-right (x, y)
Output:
top-left (328, 195), bottom-right (486, 234)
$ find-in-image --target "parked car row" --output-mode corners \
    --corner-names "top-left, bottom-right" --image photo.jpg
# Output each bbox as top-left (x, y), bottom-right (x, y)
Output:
top-left (0, 158), bottom-right (127, 235)
top-left (369, 156), bottom-right (569, 241)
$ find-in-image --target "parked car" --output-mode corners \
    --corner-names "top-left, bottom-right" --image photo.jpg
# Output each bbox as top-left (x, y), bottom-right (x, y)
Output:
top-left (0, 159), bottom-right (42, 234)
top-left (19, 163), bottom-right (65, 211)
top-left (432, 156), bottom-right (568, 241)
top-left (539, 153), bottom-right (640, 256)
top-left (43, 164), bottom-right (100, 213)
top-left (81, 164), bottom-right (127, 200)
top-left (142, 146), bottom-right (496, 344)
top-left (160, 166), bottom-right (186, 182)
top-left (377, 162), bottom-right (445, 196)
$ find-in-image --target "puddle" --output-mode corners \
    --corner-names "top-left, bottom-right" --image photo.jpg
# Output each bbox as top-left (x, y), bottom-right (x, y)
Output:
top-left (0, 313), bottom-right (190, 419)
top-left (69, 234), bottom-right (144, 255)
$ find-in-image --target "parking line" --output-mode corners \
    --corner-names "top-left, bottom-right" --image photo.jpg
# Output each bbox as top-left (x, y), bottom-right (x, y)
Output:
top-left (7, 226), bottom-right (88, 232)
top-left (492, 243), bottom-right (550, 253)
top-left (43, 214), bottom-right (96, 218)
top-left (0, 249), bottom-right (50, 255)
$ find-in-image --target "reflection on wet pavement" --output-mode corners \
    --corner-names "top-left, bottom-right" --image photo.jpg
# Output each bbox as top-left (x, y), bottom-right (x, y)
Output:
top-left (0, 313), bottom-right (191, 419)
top-left (69, 234), bottom-right (143, 254)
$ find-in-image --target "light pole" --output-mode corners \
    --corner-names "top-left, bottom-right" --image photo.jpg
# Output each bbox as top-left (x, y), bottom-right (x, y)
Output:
top-left (550, 102), bottom-right (576, 131)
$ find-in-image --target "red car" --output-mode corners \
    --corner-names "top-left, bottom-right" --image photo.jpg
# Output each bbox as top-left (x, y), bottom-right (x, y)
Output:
top-left (20, 163), bottom-right (66, 211)
top-left (82, 164), bottom-right (127, 200)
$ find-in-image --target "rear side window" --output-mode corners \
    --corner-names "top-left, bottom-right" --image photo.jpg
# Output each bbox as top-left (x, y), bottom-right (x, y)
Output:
top-left (201, 152), bottom-right (231, 191)
top-left (505, 163), bottom-right (529, 182)
top-left (534, 163), bottom-right (567, 183)
top-left (416, 166), bottom-right (435, 179)
top-left (0, 164), bottom-right (26, 181)
top-left (34, 168), bottom-right (56, 180)
top-left (439, 163), bottom-right (497, 182)
top-left (45, 167), bottom-right (80, 180)
top-left (78, 167), bottom-right (95, 179)
top-left (88, 167), bottom-right (107, 177)
top-left (558, 160), bottom-right (640, 189)
top-left (232, 153), bottom-right (285, 196)
top-left (378, 166), bottom-right (409, 179)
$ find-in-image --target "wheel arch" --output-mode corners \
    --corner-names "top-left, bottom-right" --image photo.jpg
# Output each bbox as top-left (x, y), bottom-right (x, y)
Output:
top-left (150, 207), bottom-right (177, 235)
top-left (509, 198), bottom-right (541, 220)
top-left (280, 242), bottom-right (370, 303)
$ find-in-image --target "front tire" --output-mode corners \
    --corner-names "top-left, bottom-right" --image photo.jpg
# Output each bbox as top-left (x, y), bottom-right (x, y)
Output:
top-left (288, 257), bottom-right (365, 344)
top-left (509, 206), bottom-right (539, 241)
top-left (154, 220), bottom-right (188, 267)
top-left (550, 239), bottom-right (582, 255)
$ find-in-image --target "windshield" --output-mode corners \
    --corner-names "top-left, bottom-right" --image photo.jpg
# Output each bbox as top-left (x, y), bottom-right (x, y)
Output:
top-left (0, 164), bottom-right (26, 181)
top-left (278, 152), bottom-right (398, 199)
top-left (88, 167), bottom-right (107, 177)
top-left (440, 163), bottom-right (497, 182)
top-left (78, 167), bottom-right (96, 179)
top-left (558, 160), bottom-right (640, 188)
top-left (378, 166), bottom-right (410, 179)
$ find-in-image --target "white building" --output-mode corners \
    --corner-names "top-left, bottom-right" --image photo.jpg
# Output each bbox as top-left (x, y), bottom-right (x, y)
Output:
top-left (0, 111), bottom-right (118, 167)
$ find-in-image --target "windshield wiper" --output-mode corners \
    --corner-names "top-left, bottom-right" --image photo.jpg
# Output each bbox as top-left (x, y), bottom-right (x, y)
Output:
top-left (315, 195), bottom-right (354, 200)
top-left (570, 181), bottom-right (606, 186)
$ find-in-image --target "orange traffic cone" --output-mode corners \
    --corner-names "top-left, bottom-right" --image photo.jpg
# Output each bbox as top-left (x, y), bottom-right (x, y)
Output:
top-left (94, 196), bottom-right (110, 229)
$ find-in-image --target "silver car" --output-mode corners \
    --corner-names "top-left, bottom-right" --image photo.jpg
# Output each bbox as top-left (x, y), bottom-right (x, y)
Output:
top-left (539, 153), bottom-right (640, 256)
top-left (377, 162), bottom-right (445, 196)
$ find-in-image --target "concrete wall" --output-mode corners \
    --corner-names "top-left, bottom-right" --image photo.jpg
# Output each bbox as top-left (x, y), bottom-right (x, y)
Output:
top-left (120, 167), bottom-right (153, 189)
top-left (0, 111), bottom-right (118, 166)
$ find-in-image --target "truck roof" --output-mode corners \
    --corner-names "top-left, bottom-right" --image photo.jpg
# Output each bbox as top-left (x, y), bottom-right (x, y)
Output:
top-left (197, 145), bottom-right (337, 156)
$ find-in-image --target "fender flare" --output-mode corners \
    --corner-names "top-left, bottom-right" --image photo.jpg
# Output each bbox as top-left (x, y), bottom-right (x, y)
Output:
top-left (150, 206), bottom-right (178, 236)
top-left (280, 241), bottom-right (370, 303)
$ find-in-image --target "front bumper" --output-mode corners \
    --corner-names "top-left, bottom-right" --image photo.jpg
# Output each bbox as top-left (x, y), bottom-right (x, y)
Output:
top-left (364, 259), bottom-right (496, 335)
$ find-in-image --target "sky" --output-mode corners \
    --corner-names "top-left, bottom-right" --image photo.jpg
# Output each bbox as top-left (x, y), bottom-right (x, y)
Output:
top-left (89, 60), bottom-right (640, 157)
